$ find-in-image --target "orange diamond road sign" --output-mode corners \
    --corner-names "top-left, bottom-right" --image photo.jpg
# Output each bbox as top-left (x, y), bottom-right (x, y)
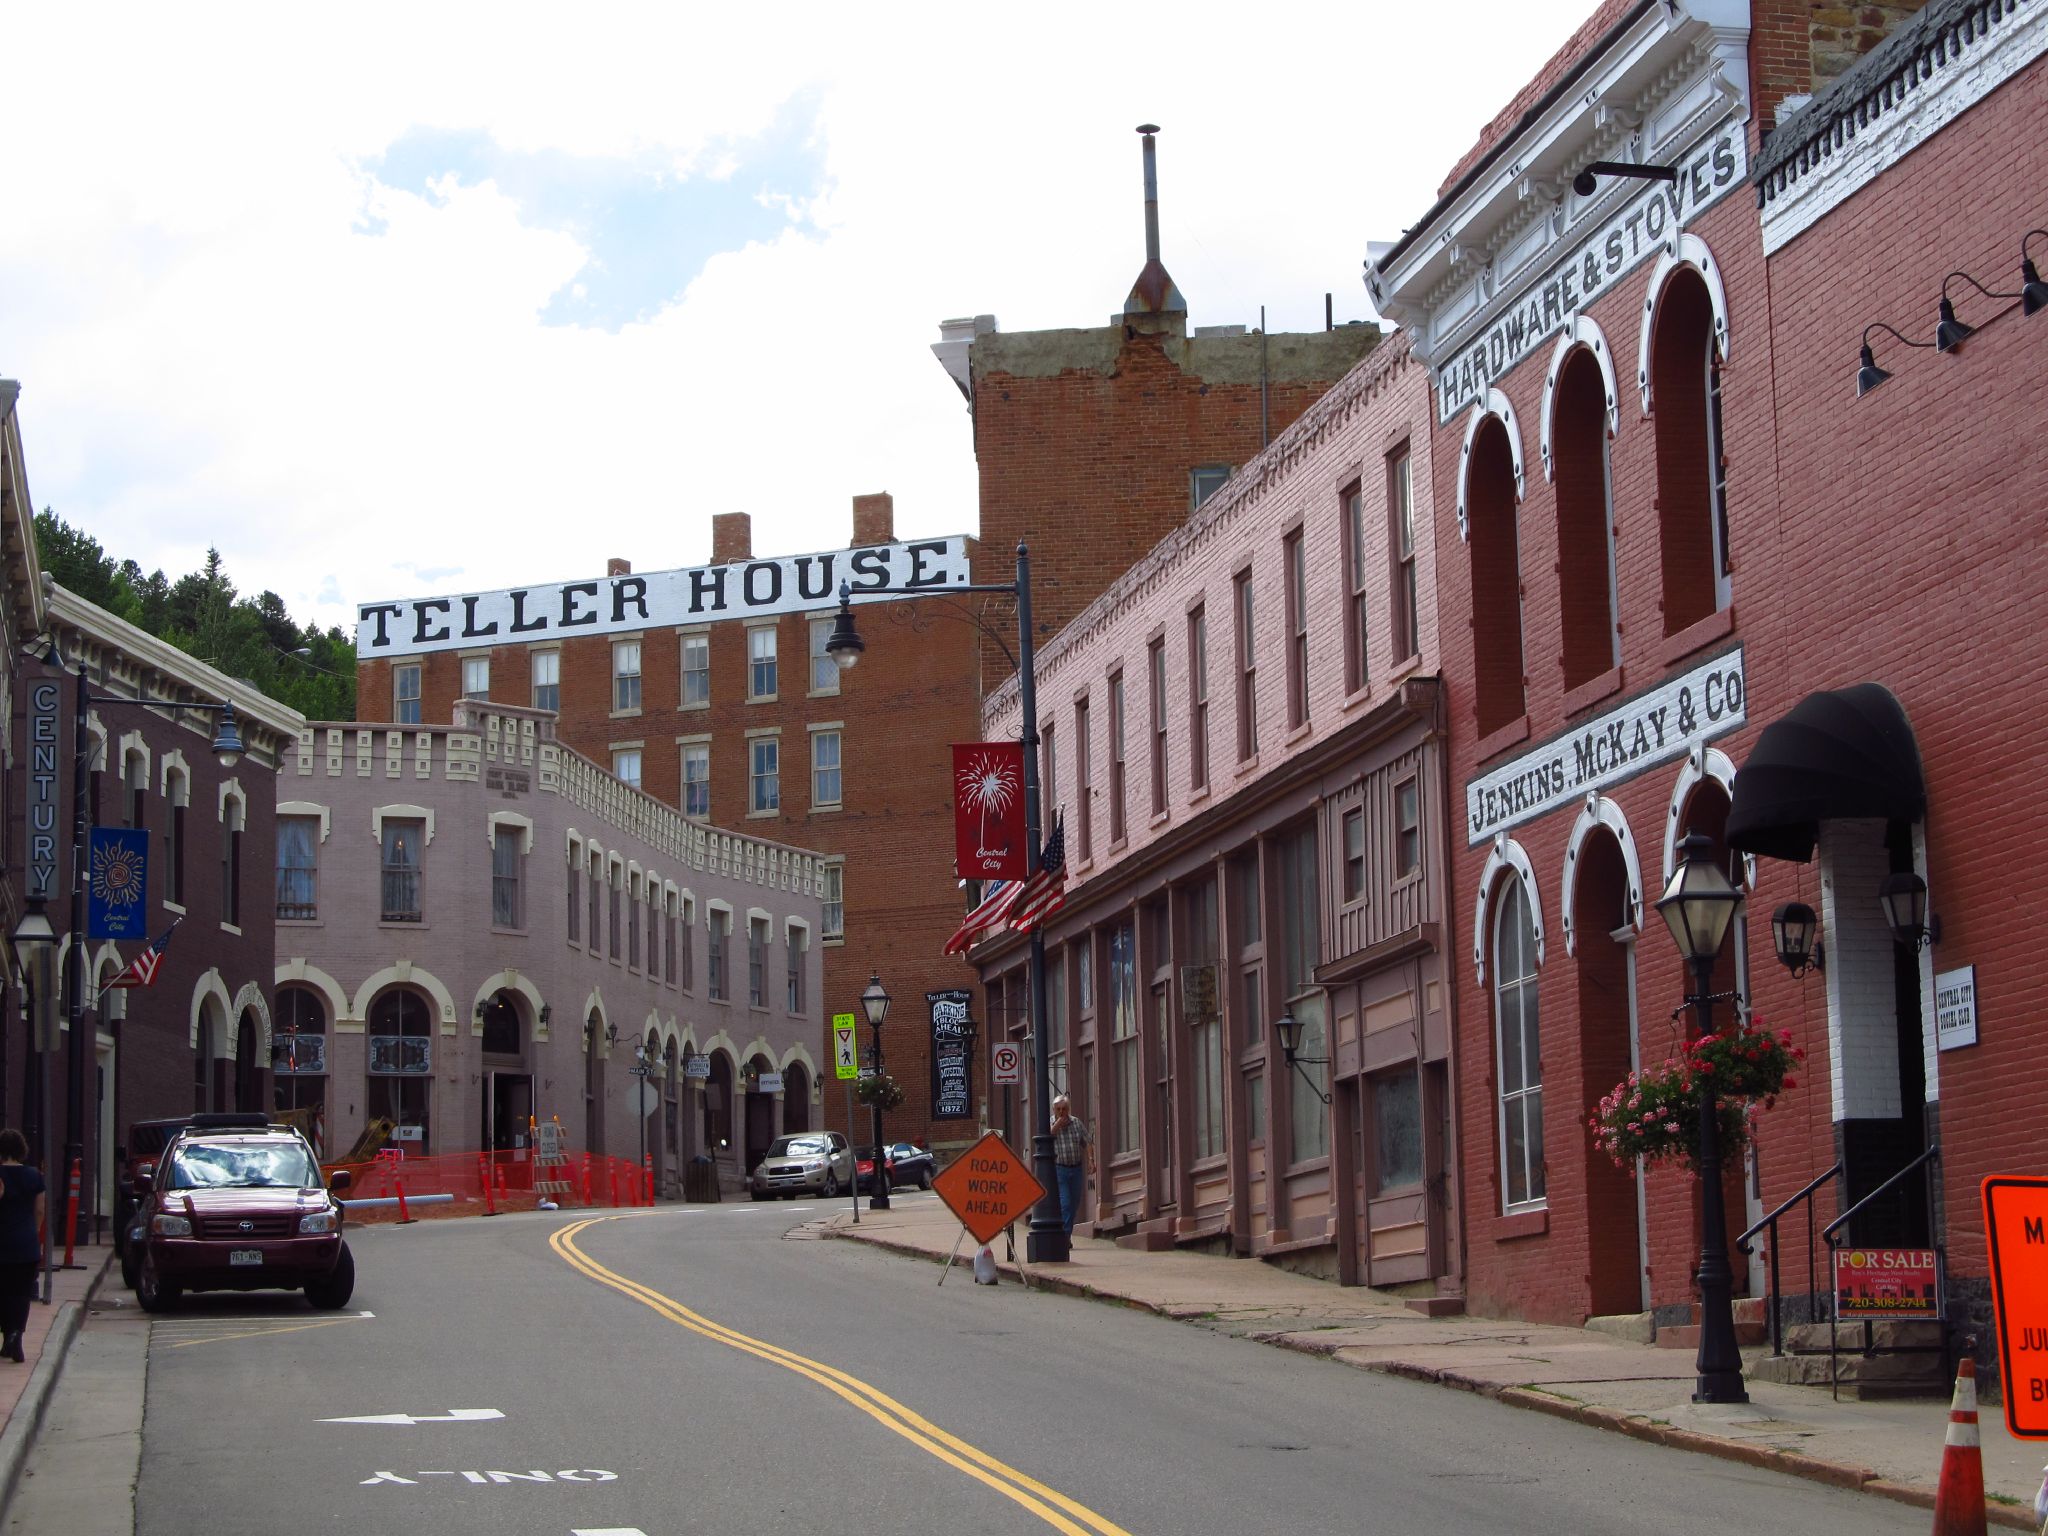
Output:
top-left (1984, 1176), bottom-right (2048, 1438)
top-left (932, 1132), bottom-right (1045, 1247)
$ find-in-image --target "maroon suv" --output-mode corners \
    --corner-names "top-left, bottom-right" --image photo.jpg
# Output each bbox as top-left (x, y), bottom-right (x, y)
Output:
top-left (133, 1118), bottom-right (355, 1313)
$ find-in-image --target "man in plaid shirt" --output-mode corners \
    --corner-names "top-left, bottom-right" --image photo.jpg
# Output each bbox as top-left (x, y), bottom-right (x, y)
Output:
top-left (1050, 1094), bottom-right (1093, 1236)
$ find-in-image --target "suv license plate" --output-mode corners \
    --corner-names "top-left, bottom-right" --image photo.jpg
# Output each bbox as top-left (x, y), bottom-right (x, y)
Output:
top-left (229, 1249), bottom-right (262, 1267)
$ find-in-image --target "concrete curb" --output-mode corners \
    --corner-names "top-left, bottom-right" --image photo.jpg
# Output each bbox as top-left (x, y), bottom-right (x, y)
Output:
top-left (0, 1300), bottom-right (82, 1522)
top-left (824, 1225), bottom-right (2035, 1527)
top-left (0, 1253), bottom-right (115, 1526)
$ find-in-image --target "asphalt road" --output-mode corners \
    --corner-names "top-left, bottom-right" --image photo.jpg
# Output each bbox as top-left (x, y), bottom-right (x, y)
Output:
top-left (125, 1194), bottom-right (1937, 1536)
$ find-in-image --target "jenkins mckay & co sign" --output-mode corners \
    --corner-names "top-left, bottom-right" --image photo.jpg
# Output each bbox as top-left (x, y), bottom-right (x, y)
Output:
top-left (357, 537), bottom-right (972, 658)
top-left (1466, 649), bottom-right (1745, 845)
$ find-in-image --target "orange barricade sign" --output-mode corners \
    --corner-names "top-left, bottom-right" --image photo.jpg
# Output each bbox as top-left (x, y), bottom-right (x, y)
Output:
top-left (1982, 1176), bottom-right (2048, 1437)
top-left (931, 1132), bottom-right (1045, 1247)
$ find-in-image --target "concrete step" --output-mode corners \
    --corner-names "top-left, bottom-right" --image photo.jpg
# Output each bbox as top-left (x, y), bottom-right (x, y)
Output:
top-left (1746, 1344), bottom-right (1950, 1397)
top-left (1654, 1298), bottom-right (1768, 1349)
top-left (1782, 1318), bottom-right (1942, 1352)
top-left (1117, 1218), bottom-right (1177, 1252)
top-left (1585, 1311), bottom-right (1654, 1345)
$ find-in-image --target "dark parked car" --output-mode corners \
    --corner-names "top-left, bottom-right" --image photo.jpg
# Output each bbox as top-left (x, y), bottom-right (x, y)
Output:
top-left (855, 1141), bottom-right (934, 1195)
top-left (116, 1115), bottom-right (197, 1288)
top-left (132, 1116), bottom-right (355, 1313)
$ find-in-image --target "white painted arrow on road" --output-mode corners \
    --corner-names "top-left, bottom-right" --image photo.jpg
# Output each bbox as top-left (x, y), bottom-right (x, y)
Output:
top-left (322, 1408), bottom-right (505, 1426)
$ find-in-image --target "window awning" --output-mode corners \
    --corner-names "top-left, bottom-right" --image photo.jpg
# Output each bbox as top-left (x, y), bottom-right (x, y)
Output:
top-left (1725, 684), bottom-right (1925, 862)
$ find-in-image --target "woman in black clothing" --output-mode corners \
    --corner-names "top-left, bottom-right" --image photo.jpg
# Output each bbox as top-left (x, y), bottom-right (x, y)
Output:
top-left (0, 1129), bottom-right (46, 1362)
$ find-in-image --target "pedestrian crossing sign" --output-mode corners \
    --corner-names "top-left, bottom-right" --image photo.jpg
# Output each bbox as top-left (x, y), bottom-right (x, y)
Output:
top-left (833, 1013), bottom-right (859, 1081)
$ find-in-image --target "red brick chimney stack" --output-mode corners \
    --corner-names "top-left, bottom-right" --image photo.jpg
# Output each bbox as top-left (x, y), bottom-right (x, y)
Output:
top-left (851, 492), bottom-right (895, 548)
top-left (711, 512), bottom-right (753, 564)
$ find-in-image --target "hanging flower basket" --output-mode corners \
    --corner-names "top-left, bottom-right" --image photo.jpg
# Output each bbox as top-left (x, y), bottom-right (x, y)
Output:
top-left (1590, 1015), bottom-right (1803, 1174)
top-left (854, 1073), bottom-right (906, 1112)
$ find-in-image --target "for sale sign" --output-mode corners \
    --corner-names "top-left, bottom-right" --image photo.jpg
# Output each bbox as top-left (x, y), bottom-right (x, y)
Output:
top-left (1833, 1247), bottom-right (1940, 1319)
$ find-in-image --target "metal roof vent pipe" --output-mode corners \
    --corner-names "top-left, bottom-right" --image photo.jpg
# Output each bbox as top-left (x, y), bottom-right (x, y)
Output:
top-left (1123, 123), bottom-right (1186, 328)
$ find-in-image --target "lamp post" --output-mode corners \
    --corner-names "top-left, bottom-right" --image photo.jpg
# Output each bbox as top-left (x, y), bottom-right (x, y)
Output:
top-left (859, 974), bottom-right (891, 1210)
top-left (826, 544), bottom-right (1070, 1262)
top-left (629, 1043), bottom-right (654, 1204)
top-left (40, 640), bottom-right (243, 1256)
top-left (1655, 830), bottom-right (1749, 1405)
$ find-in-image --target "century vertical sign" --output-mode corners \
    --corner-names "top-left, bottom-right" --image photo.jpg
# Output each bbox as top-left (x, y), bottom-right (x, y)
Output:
top-left (26, 680), bottom-right (60, 902)
top-left (1466, 649), bottom-right (1745, 845)
top-left (356, 536), bottom-right (971, 658)
top-left (1434, 119), bottom-right (1748, 423)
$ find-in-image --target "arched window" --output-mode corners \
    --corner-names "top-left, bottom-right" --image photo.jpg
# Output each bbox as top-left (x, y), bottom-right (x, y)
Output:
top-left (164, 764), bottom-right (189, 907)
top-left (1493, 878), bottom-right (1544, 1211)
top-left (1552, 346), bottom-right (1619, 688)
top-left (480, 992), bottom-right (521, 1057)
top-left (1468, 417), bottom-right (1526, 736)
top-left (367, 988), bottom-right (434, 1152)
top-left (272, 985), bottom-right (327, 1129)
top-left (1651, 268), bottom-right (1731, 634)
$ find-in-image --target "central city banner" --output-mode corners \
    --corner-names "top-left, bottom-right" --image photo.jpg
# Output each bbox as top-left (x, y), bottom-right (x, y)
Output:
top-left (952, 743), bottom-right (1026, 881)
top-left (87, 827), bottom-right (150, 940)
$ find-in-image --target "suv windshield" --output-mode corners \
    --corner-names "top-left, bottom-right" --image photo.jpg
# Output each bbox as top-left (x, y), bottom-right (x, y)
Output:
top-left (169, 1142), bottom-right (321, 1190)
top-left (769, 1136), bottom-right (830, 1158)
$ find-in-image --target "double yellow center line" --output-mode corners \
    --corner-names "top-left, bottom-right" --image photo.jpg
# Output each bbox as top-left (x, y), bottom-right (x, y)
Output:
top-left (550, 1217), bottom-right (1130, 1536)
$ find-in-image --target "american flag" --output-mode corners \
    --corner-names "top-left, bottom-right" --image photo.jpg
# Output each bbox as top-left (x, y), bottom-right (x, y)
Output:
top-left (102, 917), bottom-right (181, 991)
top-left (1009, 817), bottom-right (1067, 934)
top-left (942, 880), bottom-right (1021, 956)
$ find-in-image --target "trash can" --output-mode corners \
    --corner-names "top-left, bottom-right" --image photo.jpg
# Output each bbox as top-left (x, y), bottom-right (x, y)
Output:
top-left (684, 1154), bottom-right (720, 1204)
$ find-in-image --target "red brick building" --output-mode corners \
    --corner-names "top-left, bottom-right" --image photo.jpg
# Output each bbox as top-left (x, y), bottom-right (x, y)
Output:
top-left (1370, 0), bottom-right (2046, 1392)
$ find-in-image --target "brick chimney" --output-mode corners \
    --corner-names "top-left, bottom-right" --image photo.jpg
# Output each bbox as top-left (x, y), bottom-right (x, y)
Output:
top-left (851, 492), bottom-right (895, 548)
top-left (606, 557), bottom-right (632, 577)
top-left (712, 512), bottom-right (752, 564)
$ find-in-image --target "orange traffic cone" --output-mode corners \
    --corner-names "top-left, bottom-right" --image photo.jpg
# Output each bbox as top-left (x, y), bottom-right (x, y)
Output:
top-left (1931, 1357), bottom-right (1987, 1536)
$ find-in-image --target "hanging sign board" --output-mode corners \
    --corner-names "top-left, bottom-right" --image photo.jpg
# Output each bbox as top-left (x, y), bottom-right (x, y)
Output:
top-left (683, 1055), bottom-right (711, 1080)
top-left (368, 1036), bottom-right (432, 1076)
top-left (756, 1071), bottom-right (784, 1095)
top-left (952, 743), bottom-right (1027, 880)
top-left (87, 827), bottom-right (151, 940)
top-left (928, 990), bottom-right (975, 1121)
top-left (272, 1033), bottom-right (327, 1076)
top-left (26, 680), bottom-right (60, 903)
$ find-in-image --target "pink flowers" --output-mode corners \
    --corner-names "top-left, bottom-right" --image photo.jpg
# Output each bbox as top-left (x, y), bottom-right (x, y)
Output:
top-left (1589, 1016), bottom-right (1805, 1176)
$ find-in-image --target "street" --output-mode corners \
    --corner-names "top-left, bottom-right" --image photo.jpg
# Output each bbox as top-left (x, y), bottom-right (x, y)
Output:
top-left (9, 1195), bottom-right (1940, 1535)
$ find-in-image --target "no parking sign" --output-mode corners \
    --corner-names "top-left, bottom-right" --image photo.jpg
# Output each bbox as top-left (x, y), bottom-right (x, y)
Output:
top-left (991, 1042), bottom-right (1021, 1086)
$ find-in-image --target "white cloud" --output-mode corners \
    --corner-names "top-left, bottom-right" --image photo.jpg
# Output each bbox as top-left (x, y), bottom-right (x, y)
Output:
top-left (2, 0), bottom-right (1596, 632)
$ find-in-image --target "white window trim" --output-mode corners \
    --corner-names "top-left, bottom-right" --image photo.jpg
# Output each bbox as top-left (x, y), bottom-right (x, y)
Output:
top-left (278, 801), bottom-right (332, 844)
top-left (372, 804), bottom-right (437, 847)
top-left (217, 778), bottom-right (246, 823)
top-left (117, 731), bottom-right (152, 785)
top-left (1471, 833), bottom-right (1541, 984)
top-left (1538, 316), bottom-right (1620, 481)
top-left (487, 811), bottom-right (534, 855)
top-left (1454, 388), bottom-right (1525, 543)
top-left (1635, 233), bottom-right (1731, 417)
top-left (785, 916), bottom-right (811, 946)
top-left (807, 615), bottom-right (842, 697)
top-left (1559, 795), bottom-right (1644, 955)
top-left (745, 619), bottom-right (780, 702)
top-left (159, 749), bottom-right (189, 801)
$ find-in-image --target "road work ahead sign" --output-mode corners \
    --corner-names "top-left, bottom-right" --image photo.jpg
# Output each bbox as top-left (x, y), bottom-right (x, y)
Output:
top-left (931, 1132), bottom-right (1044, 1247)
top-left (1983, 1176), bottom-right (2048, 1437)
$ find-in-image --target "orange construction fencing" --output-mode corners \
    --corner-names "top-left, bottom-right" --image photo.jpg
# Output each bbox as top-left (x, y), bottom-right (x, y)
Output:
top-left (336, 1147), bottom-right (650, 1224)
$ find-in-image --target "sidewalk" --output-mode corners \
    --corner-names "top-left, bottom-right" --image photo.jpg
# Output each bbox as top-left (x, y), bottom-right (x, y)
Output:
top-left (0, 1242), bottom-right (114, 1518)
top-left (824, 1198), bottom-right (2047, 1530)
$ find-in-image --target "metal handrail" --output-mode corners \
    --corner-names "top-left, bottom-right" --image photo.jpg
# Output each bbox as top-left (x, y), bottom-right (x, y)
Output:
top-left (1824, 1142), bottom-right (1940, 1246)
top-left (1737, 1159), bottom-right (1841, 1357)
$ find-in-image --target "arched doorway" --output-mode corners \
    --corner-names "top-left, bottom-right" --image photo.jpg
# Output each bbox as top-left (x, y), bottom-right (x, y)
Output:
top-left (194, 999), bottom-right (224, 1112)
top-left (782, 1062), bottom-right (811, 1134)
top-left (705, 1051), bottom-right (735, 1174)
top-left (584, 1011), bottom-right (607, 1156)
top-left (366, 987), bottom-right (435, 1155)
top-left (272, 985), bottom-right (329, 1156)
top-left (661, 1039), bottom-right (679, 1195)
top-left (1572, 829), bottom-right (1644, 1315)
top-left (479, 991), bottom-right (532, 1155)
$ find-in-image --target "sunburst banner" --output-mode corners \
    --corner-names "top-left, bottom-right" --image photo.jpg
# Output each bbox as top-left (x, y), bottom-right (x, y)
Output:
top-left (952, 743), bottom-right (1027, 882)
top-left (88, 826), bottom-right (151, 940)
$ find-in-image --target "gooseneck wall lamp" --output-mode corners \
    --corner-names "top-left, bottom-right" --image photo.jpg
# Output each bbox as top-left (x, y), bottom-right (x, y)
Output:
top-left (1273, 1007), bottom-right (1331, 1107)
top-left (2023, 231), bottom-right (2048, 316)
top-left (1570, 160), bottom-right (1678, 197)
top-left (1856, 322), bottom-right (1935, 396)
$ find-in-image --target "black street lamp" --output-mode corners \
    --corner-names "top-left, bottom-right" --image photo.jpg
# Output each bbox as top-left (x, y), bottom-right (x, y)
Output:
top-left (629, 1042), bottom-right (655, 1205)
top-left (860, 973), bottom-right (891, 1211)
top-left (39, 639), bottom-right (243, 1254)
top-left (1655, 830), bottom-right (1749, 1405)
top-left (825, 545), bottom-right (1071, 1262)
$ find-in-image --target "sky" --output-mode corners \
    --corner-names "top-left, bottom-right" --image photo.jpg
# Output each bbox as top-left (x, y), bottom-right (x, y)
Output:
top-left (3, 1), bottom-right (1596, 635)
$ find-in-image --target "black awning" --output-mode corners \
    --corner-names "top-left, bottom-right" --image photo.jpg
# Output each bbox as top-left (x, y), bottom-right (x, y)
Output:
top-left (1726, 683), bottom-right (1925, 863)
